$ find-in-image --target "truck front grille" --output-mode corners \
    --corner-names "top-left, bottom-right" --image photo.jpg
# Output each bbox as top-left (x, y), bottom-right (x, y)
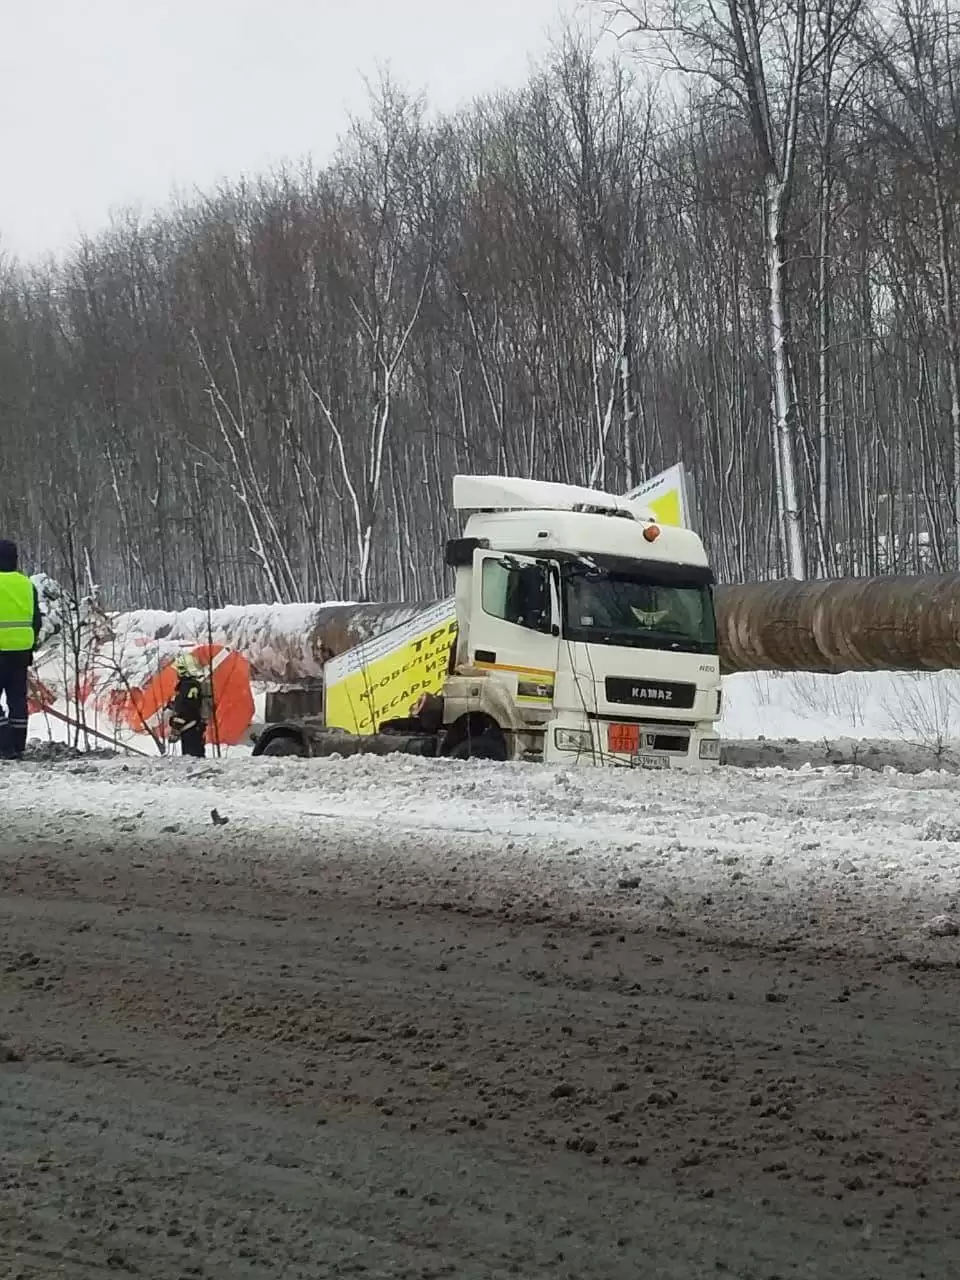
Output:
top-left (605, 677), bottom-right (696, 709)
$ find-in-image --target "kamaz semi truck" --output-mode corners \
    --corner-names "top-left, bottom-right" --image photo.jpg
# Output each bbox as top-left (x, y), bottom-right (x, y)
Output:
top-left (252, 474), bottom-right (722, 768)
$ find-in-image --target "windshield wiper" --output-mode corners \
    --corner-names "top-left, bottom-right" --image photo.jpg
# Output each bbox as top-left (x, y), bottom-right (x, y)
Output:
top-left (588, 630), bottom-right (708, 652)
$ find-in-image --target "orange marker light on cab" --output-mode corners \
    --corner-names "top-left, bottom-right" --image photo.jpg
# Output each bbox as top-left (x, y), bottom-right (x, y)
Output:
top-left (642, 524), bottom-right (661, 542)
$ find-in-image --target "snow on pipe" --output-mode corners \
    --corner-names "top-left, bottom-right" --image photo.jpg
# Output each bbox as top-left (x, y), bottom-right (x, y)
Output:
top-left (716, 575), bottom-right (960, 674)
top-left (115, 601), bottom-right (431, 683)
top-left (111, 574), bottom-right (960, 679)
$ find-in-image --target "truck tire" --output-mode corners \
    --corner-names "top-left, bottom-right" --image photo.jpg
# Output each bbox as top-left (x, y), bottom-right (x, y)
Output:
top-left (261, 735), bottom-right (306, 758)
top-left (446, 730), bottom-right (507, 762)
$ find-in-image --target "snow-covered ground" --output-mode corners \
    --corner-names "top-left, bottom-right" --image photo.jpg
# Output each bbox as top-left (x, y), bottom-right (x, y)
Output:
top-left (26, 668), bottom-right (960, 756)
top-left (721, 668), bottom-right (960, 744)
top-left (4, 751), bottom-right (960, 957)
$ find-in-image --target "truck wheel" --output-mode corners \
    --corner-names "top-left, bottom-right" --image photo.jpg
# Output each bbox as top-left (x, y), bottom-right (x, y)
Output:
top-left (261, 735), bottom-right (306, 758)
top-left (446, 730), bottom-right (507, 762)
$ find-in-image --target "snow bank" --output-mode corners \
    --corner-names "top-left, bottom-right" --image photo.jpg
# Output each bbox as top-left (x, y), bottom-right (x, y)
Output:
top-left (3, 753), bottom-right (960, 957)
top-left (721, 669), bottom-right (960, 746)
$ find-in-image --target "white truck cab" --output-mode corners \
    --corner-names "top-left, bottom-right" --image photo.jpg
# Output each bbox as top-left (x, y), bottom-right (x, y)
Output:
top-left (443, 475), bottom-right (721, 768)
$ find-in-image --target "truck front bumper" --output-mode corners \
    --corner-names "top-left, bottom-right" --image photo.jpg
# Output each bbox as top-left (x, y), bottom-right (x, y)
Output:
top-left (543, 714), bottom-right (720, 769)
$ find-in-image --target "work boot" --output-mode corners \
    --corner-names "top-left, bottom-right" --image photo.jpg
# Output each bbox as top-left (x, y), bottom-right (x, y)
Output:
top-left (4, 721), bottom-right (28, 761)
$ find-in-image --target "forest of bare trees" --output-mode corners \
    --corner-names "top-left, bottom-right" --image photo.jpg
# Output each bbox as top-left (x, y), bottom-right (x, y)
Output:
top-left (1, 0), bottom-right (958, 608)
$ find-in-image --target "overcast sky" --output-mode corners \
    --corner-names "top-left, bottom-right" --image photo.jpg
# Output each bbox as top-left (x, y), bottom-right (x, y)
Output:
top-left (0, 0), bottom-right (587, 262)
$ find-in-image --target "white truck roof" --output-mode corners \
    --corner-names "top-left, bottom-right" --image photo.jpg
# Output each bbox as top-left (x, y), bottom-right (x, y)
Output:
top-left (465, 507), bottom-right (710, 568)
top-left (453, 474), bottom-right (650, 520)
top-left (453, 474), bottom-right (709, 569)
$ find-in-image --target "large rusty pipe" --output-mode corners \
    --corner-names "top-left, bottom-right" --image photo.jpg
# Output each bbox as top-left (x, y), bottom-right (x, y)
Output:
top-left (112, 574), bottom-right (960, 681)
top-left (117, 601), bottom-right (432, 684)
top-left (714, 575), bottom-right (960, 674)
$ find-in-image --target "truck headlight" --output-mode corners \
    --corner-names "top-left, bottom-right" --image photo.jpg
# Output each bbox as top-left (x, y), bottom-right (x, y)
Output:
top-left (555, 727), bottom-right (592, 752)
top-left (699, 738), bottom-right (721, 760)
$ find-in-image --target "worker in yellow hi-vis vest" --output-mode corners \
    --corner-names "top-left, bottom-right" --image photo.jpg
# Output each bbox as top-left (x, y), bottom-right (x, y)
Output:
top-left (0, 539), bottom-right (43, 761)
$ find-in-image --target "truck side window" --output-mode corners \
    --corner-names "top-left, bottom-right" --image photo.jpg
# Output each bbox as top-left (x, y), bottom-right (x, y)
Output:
top-left (481, 559), bottom-right (551, 633)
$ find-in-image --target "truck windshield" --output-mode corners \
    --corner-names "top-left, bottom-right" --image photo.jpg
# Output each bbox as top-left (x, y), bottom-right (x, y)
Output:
top-left (560, 562), bottom-right (717, 654)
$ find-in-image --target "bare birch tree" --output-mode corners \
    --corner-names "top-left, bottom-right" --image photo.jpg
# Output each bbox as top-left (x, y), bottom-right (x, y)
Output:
top-left (860, 0), bottom-right (960, 563)
top-left (602, 0), bottom-right (842, 576)
top-left (301, 83), bottom-right (445, 599)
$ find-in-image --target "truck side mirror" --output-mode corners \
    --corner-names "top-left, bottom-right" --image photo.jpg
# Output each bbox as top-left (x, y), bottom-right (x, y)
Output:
top-left (445, 536), bottom-right (489, 568)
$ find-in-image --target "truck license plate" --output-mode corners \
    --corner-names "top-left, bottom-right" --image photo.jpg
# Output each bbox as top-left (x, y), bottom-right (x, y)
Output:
top-left (633, 753), bottom-right (670, 770)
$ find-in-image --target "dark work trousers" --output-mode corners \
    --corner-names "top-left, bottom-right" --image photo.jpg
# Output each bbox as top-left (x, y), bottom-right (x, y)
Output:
top-left (0, 653), bottom-right (30, 759)
top-left (179, 722), bottom-right (206, 759)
